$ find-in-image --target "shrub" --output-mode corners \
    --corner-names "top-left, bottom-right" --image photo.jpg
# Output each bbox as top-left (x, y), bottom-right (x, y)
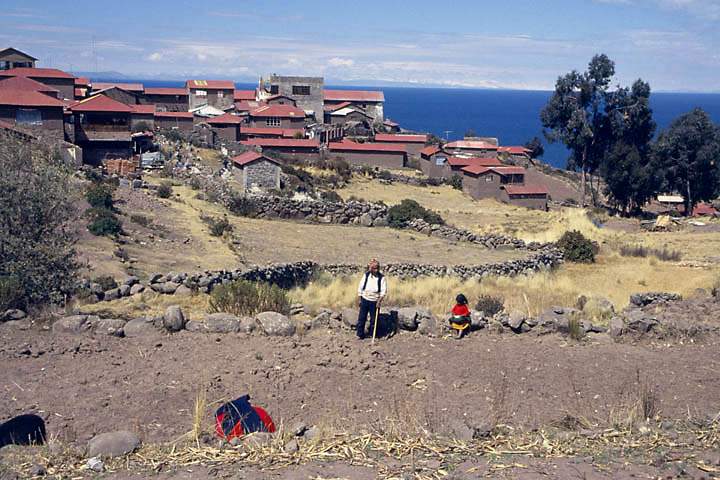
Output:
top-left (85, 182), bottom-right (114, 209)
top-left (0, 132), bottom-right (79, 306)
top-left (475, 294), bottom-right (504, 316)
top-left (203, 215), bottom-right (233, 237)
top-left (189, 176), bottom-right (202, 190)
top-left (87, 208), bottom-right (123, 237)
top-left (226, 193), bottom-right (259, 217)
top-left (0, 276), bottom-right (24, 311)
top-left (93, 275), bottom-right (118, 291)
top-left (156, 182), bottom-right (173, 198)
top-left (376, 170), bottom-right (393, 181)
top-left (161, 128), bottom-right (183, 143)
top-left (130, 214), bottom-right (151, 227)
top-left (387, 199), bottom-right (444, 228)
top-left (568, 315), bottom-right (584, 341)
top-left (449, 174), bottom-right (463, 190)
top-left (619, 244), bottom-right (681, 262)
top-left (556, 230), bottom-right (597, 263)
top-left (209, 280), bottom-right (290, 316)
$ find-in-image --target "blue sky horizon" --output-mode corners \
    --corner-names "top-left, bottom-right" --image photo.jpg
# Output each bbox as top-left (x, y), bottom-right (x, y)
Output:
top-left (3, 0), bottom-right (719, 93)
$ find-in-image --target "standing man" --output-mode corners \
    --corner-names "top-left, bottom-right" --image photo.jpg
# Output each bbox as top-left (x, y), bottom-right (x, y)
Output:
top-left (356, 259), bottom-right (388, 340)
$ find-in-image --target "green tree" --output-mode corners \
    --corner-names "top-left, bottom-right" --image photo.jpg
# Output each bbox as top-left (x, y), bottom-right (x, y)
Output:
top-left (524, 137), bottom-right (544, 159)
top-left (0, 133), bottom-right (79, 306)
top-left (653, 108), bottom-right (720, 215)
top-left (541, 54), bottom-right (616, 205)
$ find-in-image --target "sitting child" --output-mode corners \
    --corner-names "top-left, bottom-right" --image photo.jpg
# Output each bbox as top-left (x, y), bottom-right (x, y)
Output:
top-left (449, 293), bottom-right (471, 339)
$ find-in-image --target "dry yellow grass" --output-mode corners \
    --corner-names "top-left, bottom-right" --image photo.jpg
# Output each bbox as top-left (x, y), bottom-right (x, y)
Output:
top-left (292, 253), bottom-right (718, 320)
top-left (81, 290), bottom-right (211, 319)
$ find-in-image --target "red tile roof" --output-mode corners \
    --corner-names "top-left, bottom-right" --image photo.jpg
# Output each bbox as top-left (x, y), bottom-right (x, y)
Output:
top-left (144, 87), bottom-right (188, 96)
top-left (186, 80), bottom-right (234, 90)
top-left (324, 101), bottom-right (351, 112)
top-left (154, 111), bottom-right (194, 118)
top-left (232, 151), bottom-right (280, 167)
top-left (692, 203), bottom-right (717, 216)
top-left (235, 100), bottom-right (265, 112)
top-left (420, 145), bottom-right (441, 156)
top-left (69, 94), bottom-right (133, 113)
top-left (75, 77), bottom-right (90, 87)
top-left (250, 104), bottom-right (305, 118)
top-left (498, 146), bottom-right (531, 155)
top-left (445, 140), bottom-right (499, 150)
top-left (131, 104), bottom-right (156, 114)
top-left (207, 112), bottom-right (242, 124)
top-left (0, 89), bottom-right (66, 107)
top-left (0, 75), bottom-right (59, 94)
top-left (324, 89), bottom-right (385, 102)
top-left (74, 88), bottom-right (84, 98)
top-left (502, 184), bottom-right (549, 196)
top-left (375, 133), bottom-right (427, 143)
top-left (233, 89), bottom-right (256, 101)
top-left (240, 127), bottom-right (304, 137)
top-left (91, 82), bottom-right (144, 92)
top-left (461, 165), bottom-right (525, 176)
top-left (447, 156), bottom-right (503, 167)
top-left (241, 138), bottom-right (319, 149)
top-left (0, 67), bottom-right (75, 79)
top-left (329, 140), bottom-right (407, 153)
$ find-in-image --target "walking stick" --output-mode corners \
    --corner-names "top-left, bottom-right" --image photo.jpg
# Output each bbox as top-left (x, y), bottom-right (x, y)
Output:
top-left (371, 304), bottom-right (380, 345)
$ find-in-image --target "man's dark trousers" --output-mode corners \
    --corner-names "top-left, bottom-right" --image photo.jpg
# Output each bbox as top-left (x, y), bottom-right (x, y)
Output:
top-left (356, 297), bottom-right (377, 339)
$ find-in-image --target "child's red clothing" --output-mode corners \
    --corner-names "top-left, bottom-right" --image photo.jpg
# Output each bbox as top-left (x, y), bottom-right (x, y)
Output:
top-left (451, 304), bottom-right (470, 316)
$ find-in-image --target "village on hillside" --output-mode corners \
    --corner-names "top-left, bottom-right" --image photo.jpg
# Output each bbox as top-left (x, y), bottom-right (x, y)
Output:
top-left (0, 46), bottom-right (558, 211)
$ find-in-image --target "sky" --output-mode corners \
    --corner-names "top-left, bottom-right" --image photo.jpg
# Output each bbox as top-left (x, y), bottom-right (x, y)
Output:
top-left (2, 0), bottom-right (719, 92)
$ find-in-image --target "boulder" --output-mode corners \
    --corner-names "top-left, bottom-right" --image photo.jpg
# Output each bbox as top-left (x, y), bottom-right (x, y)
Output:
top-left (123, 317), bottom-right (158, 337)
top-left (87, 431), bottom-right (140, 458)
top-left (123, 276), bottom-right (139, 286)
top-left (94, 318), bottom-right (127, 337)
top-left (184, 320), bottom-right (205, 332)
top-left (151, 282), bottom-right (180, 294)
top-left (359, 213), bottom-right (373, 227)
top-left (311, 311), bottom-right (332, 329)
top-left (397, 307), bottom-right (423, 331)
top-left (204, 313), bottom-right (241, 333)
top-left (53, 315), bottom-right (91, 334)
top-left (239, 316), bottom-right (256, 334)
top-left (508, 311), bottom-right (526, 330)
top-left (609, 317), bottom-right (625, 337)
top-left (1, 309), bottom-right (26, 322)
top-left (103, 288), bottom-right (120, 302)
top-left (174, 285), bottom-right (193, 297)
top-left (417, 315), bottom-right (437, 336)
top-left (163, 305), bottom-right (186, 332)
top-left (129, 284), bottom-right (145, 296)
top-left (118, 284), bottom-right (131, 297)
top-left (242, 432), bottom-right (273, 448)
top-left (341, 308), bottom-right (359, 329)
top-left (470, 310), bottom-right (486, 329)
top-left (256, 312), bottom-right (295, 336)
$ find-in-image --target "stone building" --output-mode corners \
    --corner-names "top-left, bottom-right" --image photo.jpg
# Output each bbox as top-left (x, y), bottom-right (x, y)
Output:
top-left (328, 140), bottom-right (407, 169)
top-left (0, 48), bottom-right (36, 70)
top-left (248, 104), bottom-right (306, 129)
top-left (323, 89), bottom-right (385, 123)
top-left (444, 139), bottom-right (499, 159)
top-left (500, 184), bottom-right (549, 210)
top-left (207, 112), bottom-right (242, 144)
top-left (68, 94), bottom-right (133, 165)
top-left (0, 88), bottom-right (65, 142)
top-left (264, 75), bottom-right (324, 123)
top-left (374, 133), bottom-right (427, 157)
top-left (461, 164), bottom-right (548, 210)
top-left (232, 150), bottom-right (281, 190)
top-left (0, 67), bottom-right (76, 100)
top-left (240, 138), bottom-right (320, 162)
top-left (130, 104), bottom-right (155, 131)
top-left (186, 80), bottom-right (234, 110)
top-left (142, 87), bottom-right (188, 112)
top-left (154, 111), bottom-right (194, 133)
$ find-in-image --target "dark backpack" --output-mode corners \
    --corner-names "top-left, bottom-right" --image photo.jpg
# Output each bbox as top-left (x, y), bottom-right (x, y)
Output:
top-left (362, 271), bottom-right (383, 293)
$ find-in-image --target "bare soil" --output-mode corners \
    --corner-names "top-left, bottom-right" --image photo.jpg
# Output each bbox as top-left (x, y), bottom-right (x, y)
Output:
top-left (1, 320), bottom-right (719, 478)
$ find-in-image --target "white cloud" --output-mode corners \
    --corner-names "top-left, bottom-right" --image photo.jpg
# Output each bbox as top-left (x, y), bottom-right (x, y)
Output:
top-left (327, 57), bottom-right (354, 67)
top-left (147, 52), bottom-right (163, 62)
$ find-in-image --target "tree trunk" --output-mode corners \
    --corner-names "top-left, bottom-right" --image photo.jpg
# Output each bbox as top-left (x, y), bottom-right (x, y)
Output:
top-left (686, 179), bottom-right (692, 217)
top-left (580, 146), bottom-right (588, 207)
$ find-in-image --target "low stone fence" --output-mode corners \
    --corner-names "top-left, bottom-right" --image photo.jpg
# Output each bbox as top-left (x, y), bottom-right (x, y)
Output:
top-left (247, 196), bottom-right (389, 227)
top-left (405, 219), bottom-right (547, 249)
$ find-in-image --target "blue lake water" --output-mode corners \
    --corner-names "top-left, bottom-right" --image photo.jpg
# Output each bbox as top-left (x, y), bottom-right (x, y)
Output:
top-left (112, 79), bottom-right (720, 168)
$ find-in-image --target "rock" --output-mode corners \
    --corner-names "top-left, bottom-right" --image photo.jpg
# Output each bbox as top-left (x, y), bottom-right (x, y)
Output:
top-left (129, 284), bottom-right (145, 296)
top-left (242, 432), bottom-right (273, 448)
top-left (184, 320), bottom-right (205, 332)
top-left (204, 313), bottom-right (241, 333)
top-left (303, 425), bottom-right (320, 441)
top-left (148, 273), bottom-right (164, 284)
top-left (151, 282), bottom-right (180, 294)
top-left (103, 288), bottom-right (120, 302)
top-left (283, 439), bottom-right (299, 454)
top-left (341, 308), bottom-right (359, 329)
top-left (94, 318), bottom-right (126, 337)
top-left (87, 431), bottom-right (140, 458)
top-left (397, 307), bottom-right (423, 331)
top-left (609, 316), bottom-right (625, 337)
top-left (417, 315), bottom-right (437, 336)
top-left (291, 422), bottom-right (307, 437)
top-left (373, 216), bottom-right (389, 227)
top-left (256, 312), bottom-right (295, 336)
top-left (508, 311), bottom-right (526, 330)
top-left (118, 284), bottom-right (131, 297)
top-left (447, 420), bottom-right (474, 442)
top-left (123, 276), bottom-right (139, 286)
top-left (123, 317), bottom-right (158, 337)
top-left (163, 305), bottom-right (186, 332)
top-left (52, 315), bottom-right (91, 334)
top-left (29, 463), bottom-right (46, 476)
top-left (470, 310), bottom-right (486, 329)
top-left (174, 285), bottom-right (193, 297)
top-left (86, 457), bottom-right (104, 472)
top-left (359, 213), bottom-right (373, 227)
top-left (238, 316), bottom-right (256, 334)
top-left (1, 309), bottom-right (26, 322)
top-left (289, 303), bottom-right (304, 316)
top-left (311, 311), bottom-right (332, 329)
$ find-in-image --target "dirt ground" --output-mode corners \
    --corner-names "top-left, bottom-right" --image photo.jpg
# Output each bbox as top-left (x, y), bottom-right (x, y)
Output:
top-left (1, 320), bottom-right (719, 478)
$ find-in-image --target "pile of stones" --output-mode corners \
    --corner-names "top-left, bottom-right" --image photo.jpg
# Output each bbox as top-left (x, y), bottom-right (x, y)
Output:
top-left (406, 219), bottom-right (543, 249)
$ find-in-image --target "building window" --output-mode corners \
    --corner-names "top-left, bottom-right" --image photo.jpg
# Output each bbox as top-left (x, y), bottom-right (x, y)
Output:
top-left (16, 109), bottom-right (42, 125)
top-left (269, 85), bottom-right (279, 95)
top-left (292, 85), bottom-right (311, 95)
top-left (266, 117), bottom-right (281, 127)
top-left (435, 156), bottom-right (447, 166)
top-left (217, 91), bottom-right (224, 98)
top-left (195, 90), bottom-right (207, 97)
top-left (485, 175), bottom-right (493, 183)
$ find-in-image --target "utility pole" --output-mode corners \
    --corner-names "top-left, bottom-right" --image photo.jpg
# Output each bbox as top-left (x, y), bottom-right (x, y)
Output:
top-left (443, 130), bottom-right (452, 141)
